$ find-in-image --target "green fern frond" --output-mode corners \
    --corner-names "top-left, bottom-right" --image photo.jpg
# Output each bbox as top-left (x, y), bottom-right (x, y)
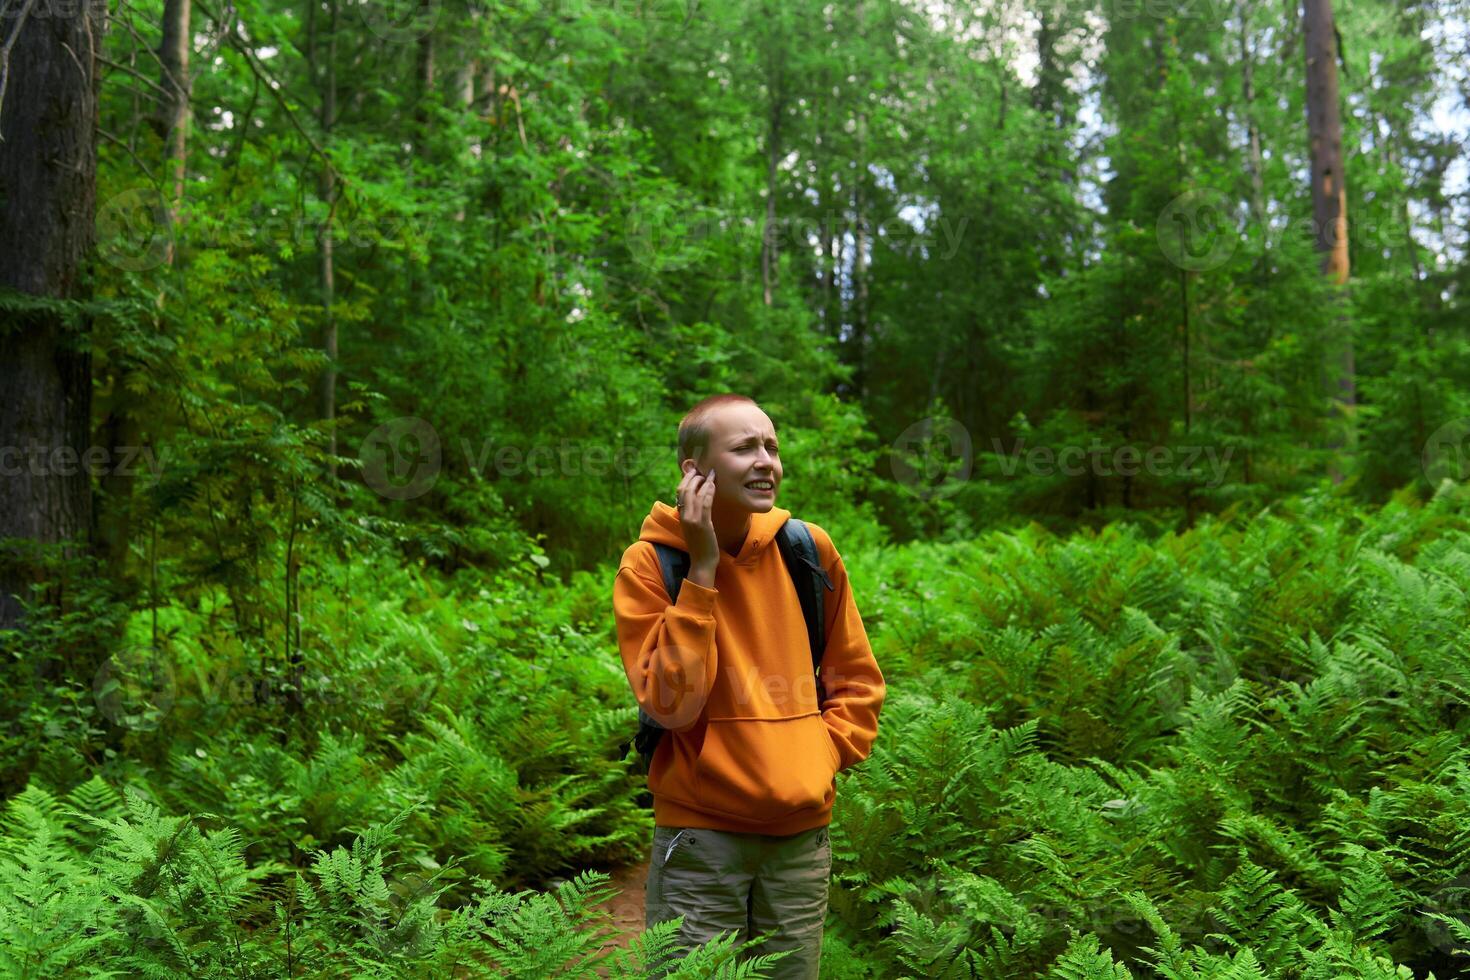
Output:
top-left (600, 917), bottom-right (685, 978)
top-left (1422, 910), bottom-right (1470, 957)
top-left (1329, 852), bottom-right (1406, 943)
top-left (61, 774), bottom-right (124, 847)
top-left (1044, 932), bottom-right (1134, 979)
top-left (1120, 890), bottom-right (1200, 980)
top-left (1218, 946), bottom-right (1271, 979)
top-left (889, 896), bottom-right (976, 978)
top-left (661, 925), bottom-right (795, 979)
top-left (0, 784), bottom-right (69, 855)
top-left (0, 805), bottom-right (112, 975)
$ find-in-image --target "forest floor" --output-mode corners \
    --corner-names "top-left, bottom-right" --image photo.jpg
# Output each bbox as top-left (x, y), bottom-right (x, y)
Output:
top-left (594, 858), bottom-right (650, 956)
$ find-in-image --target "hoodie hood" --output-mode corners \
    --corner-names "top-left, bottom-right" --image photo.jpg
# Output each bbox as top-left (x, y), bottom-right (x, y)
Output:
top-left (639, 500), bottom-right (792, 565)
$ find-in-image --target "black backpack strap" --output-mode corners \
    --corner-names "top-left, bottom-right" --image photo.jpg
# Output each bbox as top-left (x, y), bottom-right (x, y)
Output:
top-left (775, 518), bottom-right (836, 703)
top-left (632, 542), bottom-right (692, 766)
top-left (653, 541), bottom-right (690, 604)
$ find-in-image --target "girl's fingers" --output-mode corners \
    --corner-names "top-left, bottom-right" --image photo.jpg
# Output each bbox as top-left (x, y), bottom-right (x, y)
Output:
top-left (677, 467), bottom-right (699, 503)
top-left (677, 467), bottom-right (714, 520)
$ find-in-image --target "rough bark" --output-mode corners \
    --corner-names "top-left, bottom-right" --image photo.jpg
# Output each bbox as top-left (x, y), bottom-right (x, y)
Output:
top-left (159, 0), bottom-right (190, 234)
top-left (1303, 0), bottom-right (1355, 482)
top-left (0, 0), bottom-right (105, 647)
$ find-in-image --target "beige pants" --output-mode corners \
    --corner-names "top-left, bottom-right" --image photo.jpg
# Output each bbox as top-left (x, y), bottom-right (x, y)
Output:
top-left (644, 823), bottom-right (830, 979)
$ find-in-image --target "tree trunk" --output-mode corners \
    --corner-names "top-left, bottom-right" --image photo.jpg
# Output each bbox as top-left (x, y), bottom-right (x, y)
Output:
top-left (850, 0), bottom-right (869, 400)
top-left (1032, 7), bottom-right (1062, 125)
top-left (315, 0), bottom-right (340, 480)
top-left (830, 216), bottom-right (844, 368)
top-left (94, 0), bottom-right (192, 593)
top-left (761, 83), bottom-right (782, 307)
top-left (817, 123), bottom-right (833, 336)
top-left (159, 0), bottom-right (190, 238)
top-left (1237, 0), bottom-right (1267, 228)
top-left (0, 0), bottom-right (104, 652)
top-left (452, 27), bottom-right (477, 225)
top-left (815, 4), bottom-right (834, 338)
top-left (758, 0), bottom-right (786, 309)
top-left (1303, 0), bottom-right (1354, 483)
top-left (404, 11), bottom-right (437, 315)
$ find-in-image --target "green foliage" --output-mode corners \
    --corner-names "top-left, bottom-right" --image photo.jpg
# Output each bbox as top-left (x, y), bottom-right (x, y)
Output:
top-left (0, 784), bottom-right (788, 977)
top-left (10, 0), bottom-right (1470, 973)
top-left (824, 488), bottom-right (1470, 976)
top-left (6, 480), bottom-right (1470, 975)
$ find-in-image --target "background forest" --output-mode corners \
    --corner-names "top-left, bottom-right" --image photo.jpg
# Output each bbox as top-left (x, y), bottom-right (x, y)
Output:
top-left (2, 0), bottom-right (1470, 975)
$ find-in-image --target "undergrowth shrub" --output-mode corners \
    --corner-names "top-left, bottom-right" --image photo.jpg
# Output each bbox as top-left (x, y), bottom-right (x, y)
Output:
top-left (833, 484), bottom-right (1470, 975)
top-left (5, 484), bottom-right (1470, 975)
top-left (0, 779), bottom-right (788, 977)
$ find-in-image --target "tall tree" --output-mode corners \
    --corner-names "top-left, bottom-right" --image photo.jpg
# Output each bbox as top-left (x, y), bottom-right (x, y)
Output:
top-left (1303, 0), bottom-right (1354, 481)
top-left (1236, 0), bottom-right (1267, 228)
top-left (93, 0), bottom-right (193, 593)
top-left (849, 0), bottom-right (871, 400)
top-left (310, 0), bottom-right (340, 481)
top-left (0, 0), bottom-right (105, 638)
top-left (758, 0), bottom-right (787, 307)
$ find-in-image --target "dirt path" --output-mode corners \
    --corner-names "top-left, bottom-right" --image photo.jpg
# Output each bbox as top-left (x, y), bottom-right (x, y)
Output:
top-left (588, 858), bottom-right (652, 975)
top-left (595, 858), bottom-right (650, 948)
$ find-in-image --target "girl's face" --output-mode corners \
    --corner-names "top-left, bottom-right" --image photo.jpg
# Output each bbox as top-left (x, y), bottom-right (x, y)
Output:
top-left (686, 404), bottom-right (783, 513)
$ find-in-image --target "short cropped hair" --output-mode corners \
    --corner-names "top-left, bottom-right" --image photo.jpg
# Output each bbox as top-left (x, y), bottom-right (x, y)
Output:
top-left (678, 394), bottom-right (759, 466)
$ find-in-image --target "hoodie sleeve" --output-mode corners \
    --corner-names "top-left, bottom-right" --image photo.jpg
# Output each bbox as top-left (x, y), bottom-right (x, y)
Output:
top-left (809, 524), bottom-right (886, 773)
top-left (612, 546), bottom-right (718, 734)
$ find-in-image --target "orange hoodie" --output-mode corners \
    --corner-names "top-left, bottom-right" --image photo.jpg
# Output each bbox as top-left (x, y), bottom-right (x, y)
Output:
top-left (613, 501), bottom-right (885, 835)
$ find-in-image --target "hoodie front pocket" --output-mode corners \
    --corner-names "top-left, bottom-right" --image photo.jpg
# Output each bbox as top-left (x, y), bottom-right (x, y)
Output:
top-left (693, 711), bottom-right (838, 822)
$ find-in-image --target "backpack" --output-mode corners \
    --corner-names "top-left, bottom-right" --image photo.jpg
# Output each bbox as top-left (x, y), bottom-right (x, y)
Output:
top-left (630, 517), bottom-right (836, 771)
